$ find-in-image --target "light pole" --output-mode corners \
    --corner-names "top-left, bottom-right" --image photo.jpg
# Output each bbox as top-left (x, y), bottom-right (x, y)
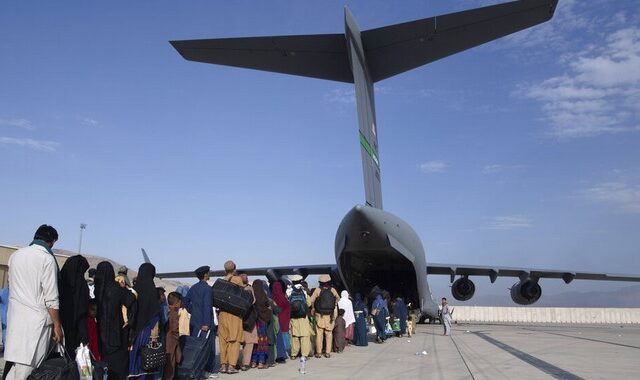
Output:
top-left (78, 223), bottom-right (87, 254)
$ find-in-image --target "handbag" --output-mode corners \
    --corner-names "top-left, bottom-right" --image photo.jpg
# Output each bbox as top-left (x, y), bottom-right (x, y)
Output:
top-left (140, 342), bottom-right (166, 371)
top-left (27, 344), bottom-right (79, 380)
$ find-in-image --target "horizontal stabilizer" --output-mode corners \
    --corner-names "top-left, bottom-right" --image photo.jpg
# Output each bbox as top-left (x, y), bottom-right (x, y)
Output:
top-left (170, 34), bottom-right (353, 83)
top-left (363, 0), bottom-right (558, 82)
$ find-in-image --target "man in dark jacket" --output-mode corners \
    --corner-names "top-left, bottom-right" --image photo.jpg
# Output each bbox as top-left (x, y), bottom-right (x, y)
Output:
top-left (184, 266), bottom-right (217, 378)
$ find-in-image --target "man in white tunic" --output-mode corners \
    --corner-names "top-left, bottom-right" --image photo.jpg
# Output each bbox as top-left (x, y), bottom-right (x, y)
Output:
top-left (5, 225), bottom-right (63, 380)
top-left (441, 297), bottom-right (453, 336)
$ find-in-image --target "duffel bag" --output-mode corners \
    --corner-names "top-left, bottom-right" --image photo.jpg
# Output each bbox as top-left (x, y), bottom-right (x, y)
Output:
top-left (212, 279), bottom-right (252, 317)
top-left (27, 344), bottom-right (79, 380)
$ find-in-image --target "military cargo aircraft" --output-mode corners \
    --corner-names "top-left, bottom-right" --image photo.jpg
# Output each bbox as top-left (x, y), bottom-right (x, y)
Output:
top-left (157, 0), bottom-right (640, 318)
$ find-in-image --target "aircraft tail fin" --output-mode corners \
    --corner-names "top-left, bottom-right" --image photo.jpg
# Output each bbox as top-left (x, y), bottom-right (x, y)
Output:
top-left (170, 0), bottom-right (559, 209)
top-left (141, 248), bottom-right (151, 264)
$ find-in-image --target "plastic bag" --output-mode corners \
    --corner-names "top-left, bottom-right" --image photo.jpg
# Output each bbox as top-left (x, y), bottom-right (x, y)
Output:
top-left (369, 325), bottom-right (376, 334)
top-left (76, 343), bottom-right (93, 380)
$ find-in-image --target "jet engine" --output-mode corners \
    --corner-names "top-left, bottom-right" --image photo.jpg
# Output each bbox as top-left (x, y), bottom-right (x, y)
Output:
top-left (510, 279), bottom-right (542, 305)
top-left (451, 277), bottom-right (475, 301)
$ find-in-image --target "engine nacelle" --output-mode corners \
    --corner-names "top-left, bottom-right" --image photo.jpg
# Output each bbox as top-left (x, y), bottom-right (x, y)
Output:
top-left (510, 279), bottom-right (542, 305)
top-left (451, 277), bottom-right (475, 301)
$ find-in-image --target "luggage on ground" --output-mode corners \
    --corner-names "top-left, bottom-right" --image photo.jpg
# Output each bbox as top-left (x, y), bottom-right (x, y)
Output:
top-left (176, 331), bottom-right (211, 380)
top-left (212, 278), bottom-right (252, 317)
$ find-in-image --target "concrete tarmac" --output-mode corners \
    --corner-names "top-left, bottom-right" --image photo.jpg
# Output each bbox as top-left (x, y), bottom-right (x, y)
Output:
top-left (223, 323), bottom-right (640, 379)
top-left (1, 323), bottom-right (638, 379)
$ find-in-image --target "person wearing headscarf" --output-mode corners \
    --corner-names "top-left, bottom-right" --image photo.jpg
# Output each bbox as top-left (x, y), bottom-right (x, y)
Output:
top-left (94, 261), bottom-right (137, 380)
top-left (250, 279), bottom-right (272, 369)
top-left (392, 297), bottom-right (409, 337)
top-left (217, 260), bottom-right (244, 374)
top-left (271, 280), bottom-right (291, 363)
top-left (371, 294), bottom-right (388, 343)
top-left (129, 263), bottom-right (161, 379)
top-left (338, 290), bottom-right (356, 344)
top-left (0, 285), bottom-right (9, 348)
top-left (352, 294), bottom-right (368, 347)
top-left (239, 274), bottom-right (257, 371)
top-left (59, 255), bottom-right (90, 355)
top-left (262, 281), bottom-right (279, 367)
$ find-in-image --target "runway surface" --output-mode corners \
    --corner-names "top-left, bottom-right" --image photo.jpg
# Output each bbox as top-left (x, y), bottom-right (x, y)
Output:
top-left (223, 323), bottom-right (640, 379)
top-left (1, 323), bottom-right (638, 379)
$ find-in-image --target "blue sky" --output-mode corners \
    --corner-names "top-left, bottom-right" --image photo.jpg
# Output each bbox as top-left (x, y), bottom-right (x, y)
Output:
top-left (1, 0), bottom-right (638, 301)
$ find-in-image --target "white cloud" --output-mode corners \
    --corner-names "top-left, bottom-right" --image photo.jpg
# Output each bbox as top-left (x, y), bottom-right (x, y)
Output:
top-left (418, 161), bottom-right (447, 173)
top-left (0, 118), bottom-right (33, 130)
top-left (488, 216), bottom-right (532, 230)
top-left (520, 26), bottom-right (640, 138)
top-left (482, 164), bottom-right (525, 174)
top-left (581, 181), bottom-right (640, 213)
top-left (78, 117), bottom-right (99, 127)
top-left (324, 88), bottom-right (355, 104)
top-left (0, 137), bottom-right (58, 152)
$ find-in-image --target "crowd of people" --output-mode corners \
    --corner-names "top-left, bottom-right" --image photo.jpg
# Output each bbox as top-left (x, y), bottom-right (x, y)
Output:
top-left (1, 225), bottom-right (447, 380)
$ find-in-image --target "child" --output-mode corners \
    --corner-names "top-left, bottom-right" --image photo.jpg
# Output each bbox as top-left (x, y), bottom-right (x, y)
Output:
top-left (332, 309), bottom-right (346, 353)
top-left (407, 315), bottom-right (414, 337)
top-left (164, 292), bottom-right (183, 380)
top-left (86, 299), bottom-right (101, 361)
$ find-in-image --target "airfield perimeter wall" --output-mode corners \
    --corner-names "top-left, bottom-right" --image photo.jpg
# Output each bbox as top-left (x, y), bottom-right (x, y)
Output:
top-left (453, 306), bottom-right (640, 324)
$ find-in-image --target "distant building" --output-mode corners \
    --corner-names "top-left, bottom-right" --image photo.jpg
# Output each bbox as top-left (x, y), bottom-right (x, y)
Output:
top-left (0, 244), bottom-right (69, 287)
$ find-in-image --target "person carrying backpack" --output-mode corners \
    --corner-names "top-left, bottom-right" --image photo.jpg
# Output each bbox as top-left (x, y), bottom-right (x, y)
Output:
top-left (288, 275), bottom-right (312, 359)
top-left (308, 275), bottom-right (340, 358)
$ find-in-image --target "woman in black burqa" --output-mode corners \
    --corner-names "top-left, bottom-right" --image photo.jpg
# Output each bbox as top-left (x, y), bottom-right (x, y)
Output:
top-left (59, 255), bottom-right (90, 355)
top-left (128, 263), bottom-right (161, 379)
top-left (95, 261), bottom-right (137, 380)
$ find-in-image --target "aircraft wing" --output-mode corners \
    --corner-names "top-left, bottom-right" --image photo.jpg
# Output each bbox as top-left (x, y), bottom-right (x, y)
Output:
top-left (427, 263), bottom-right (640, 284)
top-left (156, 263), bottom-right (336, 280)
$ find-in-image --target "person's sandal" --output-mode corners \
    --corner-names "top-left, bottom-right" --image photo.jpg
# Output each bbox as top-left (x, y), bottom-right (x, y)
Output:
top-left (227, 367), bottom-right (239, 374)
top-left (250, 362), bottom-right (257, 369)
top-left (241, 365), bottom-right (250, 371)
top-left (324, 353), bottom-right (331, 358)
top-left (219, 365), bottom-right (228, 374)
top-left (314, 354), bottom-right (322, 359)
top-left (257, 363), bottom-right (266, 369)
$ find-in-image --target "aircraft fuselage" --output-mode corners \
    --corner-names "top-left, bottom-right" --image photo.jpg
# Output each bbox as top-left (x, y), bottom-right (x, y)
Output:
top-left (335, 205), bottom-right (439, 317)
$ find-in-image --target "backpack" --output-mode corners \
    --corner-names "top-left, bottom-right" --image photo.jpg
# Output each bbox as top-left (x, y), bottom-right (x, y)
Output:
top-left (289, 289), bottom-right (308, 319)
top-left (314, 288), bottom-right (335, 315)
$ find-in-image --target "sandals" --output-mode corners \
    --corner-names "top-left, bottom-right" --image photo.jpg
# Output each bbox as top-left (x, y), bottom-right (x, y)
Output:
top-left (250, 362), bottom-right (258, 369)
top-left (241, 365), bottom-right (250, 371)
top-left (314, 354), bottom-right (322, 359)
top-left (324, 353), bottom-right (331, 358)
top-left (219, 365), bottom-right (228, 374)
top-left (227, 367), bottom-right (239, 374)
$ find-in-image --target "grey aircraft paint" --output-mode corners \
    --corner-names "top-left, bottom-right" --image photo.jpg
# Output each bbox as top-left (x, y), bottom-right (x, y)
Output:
top-left (162, 0), bottom-right (640, 317)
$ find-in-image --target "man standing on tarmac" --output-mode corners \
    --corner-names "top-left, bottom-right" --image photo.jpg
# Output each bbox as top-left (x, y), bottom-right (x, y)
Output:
top-left (184, 266), bottom-right (218, 378)
top-left (308, 274), bottom-right (340, 358)
top-left (5, 225), bottom-right (63, 380)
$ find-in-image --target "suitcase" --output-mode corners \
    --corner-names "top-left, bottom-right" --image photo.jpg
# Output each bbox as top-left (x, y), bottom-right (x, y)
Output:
top-left (212, 279), bottom-right (253, 317)
top-left (176, 331), bottom-right (211, 380)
